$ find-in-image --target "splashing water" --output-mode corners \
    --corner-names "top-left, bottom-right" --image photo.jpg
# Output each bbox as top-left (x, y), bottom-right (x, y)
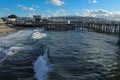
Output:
top-left (34, 49), bottom-right (49, 80)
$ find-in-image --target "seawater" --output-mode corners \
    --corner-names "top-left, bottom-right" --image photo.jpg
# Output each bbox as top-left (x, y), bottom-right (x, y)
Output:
top-left (0, 28), bottom-right (120, 80)
top-left (46, 30), bottom-right (119, 80)
top-left (0, 28), bottom-right (49, 80)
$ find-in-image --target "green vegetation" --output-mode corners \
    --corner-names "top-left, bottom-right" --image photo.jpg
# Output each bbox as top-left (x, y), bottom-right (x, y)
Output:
top-left (8, 14), bottom-right (18, 18)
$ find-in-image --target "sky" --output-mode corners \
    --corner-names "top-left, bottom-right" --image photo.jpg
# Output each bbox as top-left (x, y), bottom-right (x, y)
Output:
top-left (1, 0), bottom-right (120, 20)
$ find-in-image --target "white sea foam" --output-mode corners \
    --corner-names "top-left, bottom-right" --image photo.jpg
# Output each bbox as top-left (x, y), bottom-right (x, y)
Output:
top-left (0, 28), bottom-right (46, 56)
top-left (31, 29), bottom-right (47, 40)
top-left (34, 49), bottom-right (49, 80)
top-left (0, 28), bottom-right (33, 47)
top-left (0, 28), bottom-right (34, 58)
top-left (2, 45), bottom-right (35, 56)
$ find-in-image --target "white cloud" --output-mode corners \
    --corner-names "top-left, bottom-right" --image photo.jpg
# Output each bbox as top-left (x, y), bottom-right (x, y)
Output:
top-left (46, 9), bottom-right (66, 17)
top-left (75, 9), bottom-right (120, 21)
top-left (89, 0), bottom-right (98, 3)
top-left (32, 5), bottom-right (40, 9)
top-left (17, 4), bottom-right (35, 11)
top-left (74, 12), bottom-right (83, 16)
top-left (46, 9), bottom-right (120, 21)
top-left (46, 10), bottom-right (53, 13)
top-left (27, 12), bottom-right (36, 18)
top-left (0, 14), bottom-right (8, 18)
top-left (3, 8), bottom-right (10, 11)
top-left (46, 0), bottom-right (65, 6)
top-left (92, 0), bottom-right (98, 3)
top-left (83, 9), bottom-right (111, 16)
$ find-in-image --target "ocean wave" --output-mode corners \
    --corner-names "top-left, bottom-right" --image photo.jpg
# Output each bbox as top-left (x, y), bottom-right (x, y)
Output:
top-left (2, 45), bottom-right (35, 56)
top-left (34, 49), bottom-right (49, 80)
top-left (31, 29), bottom-right (47, 40)
top-left (0, 28), bottom-right (47, 57)
top-left (0, 28), bottom-right (49, 80)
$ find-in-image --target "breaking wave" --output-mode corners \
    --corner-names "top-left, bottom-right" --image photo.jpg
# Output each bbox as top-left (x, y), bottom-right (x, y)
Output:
top-left (34, 49), bottom-right (49, 80)
top-left (31, 29), bottom-right (46, 40)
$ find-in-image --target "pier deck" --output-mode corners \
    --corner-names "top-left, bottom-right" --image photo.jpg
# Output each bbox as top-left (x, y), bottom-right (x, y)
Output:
top-left (14, 21), bottom-right (120, 34)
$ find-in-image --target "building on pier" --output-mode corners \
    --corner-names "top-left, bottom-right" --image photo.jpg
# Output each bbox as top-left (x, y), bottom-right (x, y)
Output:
top-left (33, 15), bottom-right (48, 23)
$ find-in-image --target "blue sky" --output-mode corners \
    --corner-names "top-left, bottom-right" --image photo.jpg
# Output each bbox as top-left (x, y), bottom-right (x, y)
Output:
top-left (0, 0), bottom-right (120, 20)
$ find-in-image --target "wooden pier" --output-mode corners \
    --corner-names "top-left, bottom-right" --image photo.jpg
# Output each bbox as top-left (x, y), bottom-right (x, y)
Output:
top-left (70, 21), bottom-right (120, 34)
top-left (15, 23), bottom-right (75, 31)
top-left (14, 21), bottom-right (120, 34)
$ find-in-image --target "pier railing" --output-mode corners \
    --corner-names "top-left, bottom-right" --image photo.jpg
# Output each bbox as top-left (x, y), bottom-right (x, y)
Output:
top-left (70, 21), bottom-right (120, 34)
